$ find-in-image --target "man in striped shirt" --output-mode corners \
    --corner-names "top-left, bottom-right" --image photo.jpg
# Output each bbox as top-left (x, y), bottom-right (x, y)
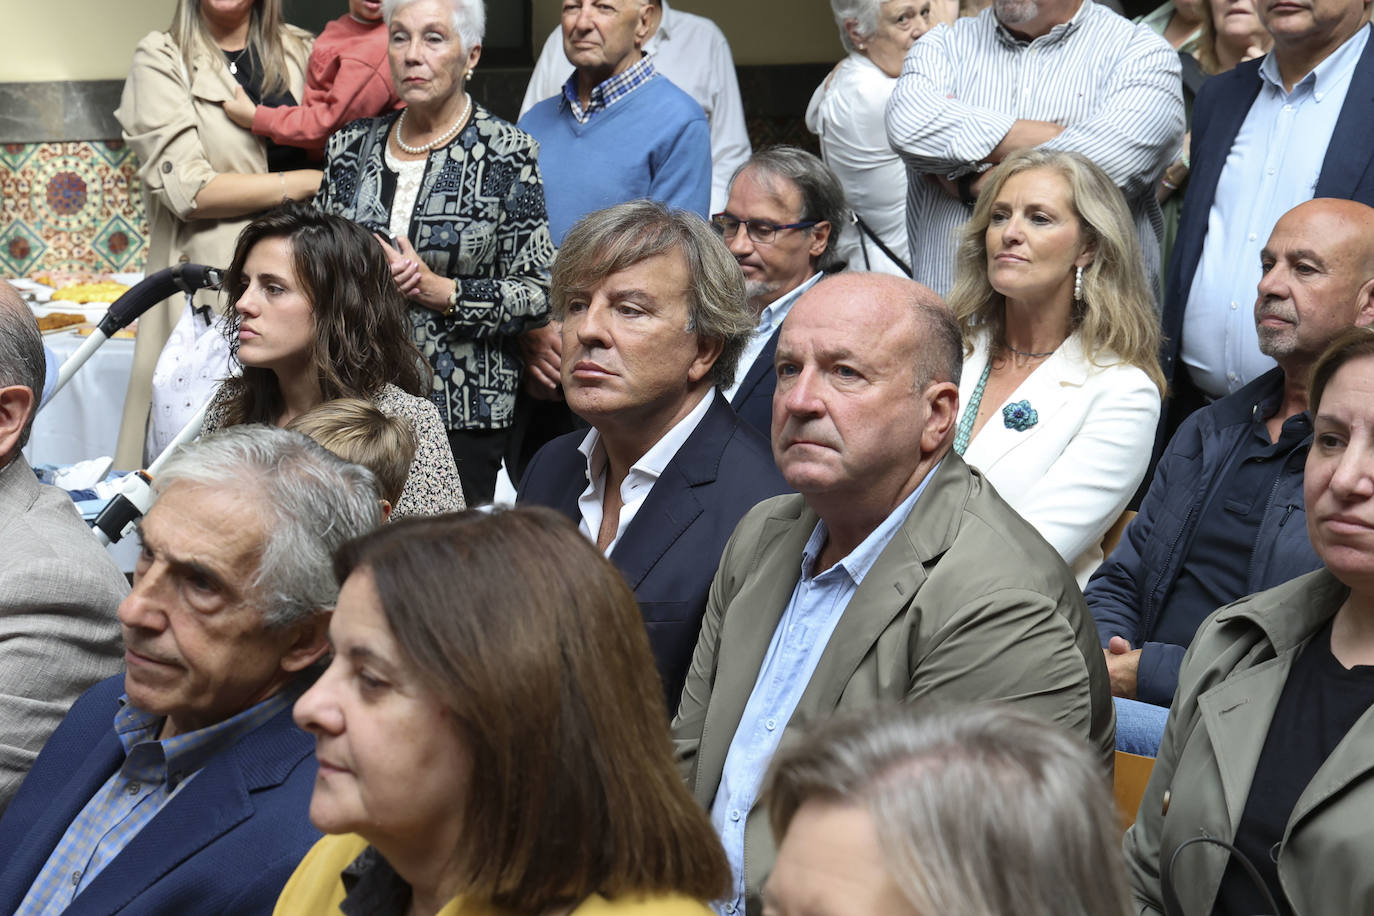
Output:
top-left (886, 0), bottom-right (1184, 297)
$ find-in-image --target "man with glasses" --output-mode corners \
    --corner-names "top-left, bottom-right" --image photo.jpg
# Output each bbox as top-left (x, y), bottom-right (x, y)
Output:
top-left (713, 147), bottom-right (850, 437)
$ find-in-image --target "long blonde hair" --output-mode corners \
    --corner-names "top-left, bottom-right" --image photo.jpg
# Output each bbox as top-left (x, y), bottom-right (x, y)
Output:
top-left (948, 149), bottom-right (1165, 394)
top-left (169, 0), bottom-right (298, 96)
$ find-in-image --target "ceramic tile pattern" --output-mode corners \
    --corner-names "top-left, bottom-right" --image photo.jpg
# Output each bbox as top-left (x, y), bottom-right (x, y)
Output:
top-left (0, 140), bottom-right (147, 277)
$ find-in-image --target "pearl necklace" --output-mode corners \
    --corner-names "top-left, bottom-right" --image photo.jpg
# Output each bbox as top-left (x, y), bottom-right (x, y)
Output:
top-left (394, 95), bottom-right (471, 155)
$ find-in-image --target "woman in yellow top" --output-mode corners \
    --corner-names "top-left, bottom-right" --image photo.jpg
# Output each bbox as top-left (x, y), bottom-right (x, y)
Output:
top-left (275, 508), bottom-right (730, 916)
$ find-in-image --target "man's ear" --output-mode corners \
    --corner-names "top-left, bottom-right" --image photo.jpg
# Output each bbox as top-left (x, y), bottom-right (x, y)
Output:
top-left (808, 221), bottom-right (832, 260)
top-left (1353, 277), bottom-right (1374, 328)
top-left (921, 381), bottom-right (960, 454)
top-left (687, 333), bottom-right (726, 385)
top-left (0, 384), bottom-right (35, 462)
top-left (280, 610), bottom-right (332, 674)
top-left (634, 2), bottom-right (655, 47)
top-left (379, 498), bottom-right (393, 522)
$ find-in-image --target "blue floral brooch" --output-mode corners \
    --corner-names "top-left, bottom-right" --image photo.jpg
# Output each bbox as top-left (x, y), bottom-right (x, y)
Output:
top-left (1002, 400), bottom-right (1039, 432)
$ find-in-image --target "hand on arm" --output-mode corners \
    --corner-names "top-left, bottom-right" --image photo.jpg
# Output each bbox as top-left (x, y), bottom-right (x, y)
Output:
top-left (190, 169), bottom-right (322, 220)
top-left (988, 119), bottom-right (1066, 163)
top-left (519, 323), bottom-right (563, 401)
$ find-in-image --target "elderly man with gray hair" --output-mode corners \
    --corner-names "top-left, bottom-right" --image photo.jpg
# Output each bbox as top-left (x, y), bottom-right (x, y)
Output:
top-left (0, 282), bottom-right (128, 814)
top-left (0, 425), bottom-right (381, 915)
top-left (517, 200), bottom-right (789, 709)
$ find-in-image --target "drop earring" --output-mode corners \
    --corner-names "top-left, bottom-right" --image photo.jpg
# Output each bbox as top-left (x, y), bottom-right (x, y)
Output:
top-left (1074, 265), bottom-right (1084, 302)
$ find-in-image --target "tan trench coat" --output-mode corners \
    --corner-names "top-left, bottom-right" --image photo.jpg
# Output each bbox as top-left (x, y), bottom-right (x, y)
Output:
top-left (113, 27), bottom-right (311, 468)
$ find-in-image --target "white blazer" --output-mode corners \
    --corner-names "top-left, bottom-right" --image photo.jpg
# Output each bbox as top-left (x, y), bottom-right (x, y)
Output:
top-left (959, 331), bottom-right (1162, 587)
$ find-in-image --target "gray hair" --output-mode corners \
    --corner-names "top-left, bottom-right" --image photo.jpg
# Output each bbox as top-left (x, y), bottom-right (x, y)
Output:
top-left (152, 425), bottom-right (383, 628)
top-left (0, 281), bottom-right (46, 453)
top-left (763, 704), bottom-right (1132, 916)
top-left (551, 200), bottom-right (755, 390)
top-left (734, 147), bottom-right (850, 273)
top-left (383, 0), bottom-right (485, 50)
top-left (830, 0), bottom-right (884, 53)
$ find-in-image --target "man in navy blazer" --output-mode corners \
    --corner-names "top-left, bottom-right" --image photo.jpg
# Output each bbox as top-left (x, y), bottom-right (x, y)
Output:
top-left (0, 427), bottom-right (382, 915)
top-left (715, 147), bottom-right (849, 438)
top-left (518, 200), bottom-right (788, 710)
top-left (1161, 0), bottom-right (1374, 435)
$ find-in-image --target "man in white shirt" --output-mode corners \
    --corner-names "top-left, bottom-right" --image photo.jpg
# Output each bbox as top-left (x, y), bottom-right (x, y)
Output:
top-left (521, 0), bottom-right (752, 212)
top-left (712, 147), bottom-right (850, 438)
top-left (1161, 0), bottom-right (1374, 423)
top-left (516, 200), bottom-right (788, 709)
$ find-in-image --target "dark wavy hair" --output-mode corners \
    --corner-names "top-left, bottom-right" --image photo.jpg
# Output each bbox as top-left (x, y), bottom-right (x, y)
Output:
top-left (218, 202), bottom-right (428, 426)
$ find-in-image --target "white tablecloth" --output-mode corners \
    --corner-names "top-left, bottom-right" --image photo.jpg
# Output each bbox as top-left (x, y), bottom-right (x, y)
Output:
top-left (26, 329), bottom-right (135, 470)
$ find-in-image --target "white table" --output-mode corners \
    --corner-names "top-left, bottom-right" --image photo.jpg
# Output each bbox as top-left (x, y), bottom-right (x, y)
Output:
top-left (26, 324), bottom-right (136, 470)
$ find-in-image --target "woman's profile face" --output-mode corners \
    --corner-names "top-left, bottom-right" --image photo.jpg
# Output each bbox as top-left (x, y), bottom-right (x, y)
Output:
top-left (293, 568), bottom-right (471, 851)
top-left (1305, 353), bottom-right (1374, 592)
top-left (233, 236), bottom-right (316, 377)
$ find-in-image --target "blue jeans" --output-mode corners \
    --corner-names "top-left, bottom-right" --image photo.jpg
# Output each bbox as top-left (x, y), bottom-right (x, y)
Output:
top-left (1114, 696), bottom-right (1169, 756)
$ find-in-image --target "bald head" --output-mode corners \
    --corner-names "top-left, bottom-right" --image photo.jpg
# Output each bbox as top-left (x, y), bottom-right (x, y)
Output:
top-left (0, 281), bottom-right (46, 462)
top-left (1256, 199), bottom-right (1374, 370)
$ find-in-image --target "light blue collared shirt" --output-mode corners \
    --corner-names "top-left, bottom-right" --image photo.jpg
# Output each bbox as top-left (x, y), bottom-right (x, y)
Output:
top-left (708, 470), bottom-right (937, 915)
top-left (721, 272), bottom-right (824, 404)
top-left (1182, 26), bottom-right (1370, 400)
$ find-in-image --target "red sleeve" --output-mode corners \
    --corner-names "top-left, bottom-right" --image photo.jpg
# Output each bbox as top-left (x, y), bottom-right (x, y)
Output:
top-left (252, 56), bottom-right (397, 151)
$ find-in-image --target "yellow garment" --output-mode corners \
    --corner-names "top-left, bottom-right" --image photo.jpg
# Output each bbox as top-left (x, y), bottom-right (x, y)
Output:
top-left (274, 833), bottom-right (714, 916)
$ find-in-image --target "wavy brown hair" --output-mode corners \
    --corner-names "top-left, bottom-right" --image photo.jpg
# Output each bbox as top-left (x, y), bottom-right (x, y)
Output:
top-left (948, 149), bottom-right (1165, 395)
top-left (218, 202), bottom-right (428, 427)
top-left (169, 0), bottom-right (302, 97)
top-left (333, 508), bottom-right (732, 912)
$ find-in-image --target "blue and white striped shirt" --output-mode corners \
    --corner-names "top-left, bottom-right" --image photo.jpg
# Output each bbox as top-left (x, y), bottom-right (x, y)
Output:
top-left (561, 53), bottom-right (659, 124)
top-left (15, 689), bottom-right (297, 916)
top-left (886, 0), bottom-right (1184, 296)
top-left (709, 475), bottom-right (934, 915)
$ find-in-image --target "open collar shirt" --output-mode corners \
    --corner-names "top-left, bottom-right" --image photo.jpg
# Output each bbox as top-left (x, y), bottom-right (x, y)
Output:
top-left (1181, 26), bottom-right (1370, 400)
top-left (576, 387), bottom-right (716, 555)
top-left (15, 688), bottom-right (298, 916)
top-left (721, 272), bottom-right (824, 404)
top-left (708, 470), bottom-right (937, 915)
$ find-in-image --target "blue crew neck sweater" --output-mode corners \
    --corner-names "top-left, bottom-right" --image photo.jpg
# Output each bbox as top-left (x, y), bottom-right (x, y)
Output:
top-left (518, 75), bottom-right (711, 243)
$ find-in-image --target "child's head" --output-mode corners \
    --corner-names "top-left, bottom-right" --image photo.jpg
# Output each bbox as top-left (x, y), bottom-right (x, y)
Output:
top-left (286, 398), bottom-right (416, 511)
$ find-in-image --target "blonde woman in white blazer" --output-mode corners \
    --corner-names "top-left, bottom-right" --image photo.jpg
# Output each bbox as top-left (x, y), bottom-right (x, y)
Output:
top-left (114, 0), bottom-right (319, 468)
top-left (948, 150), bottom-right (1165, 587)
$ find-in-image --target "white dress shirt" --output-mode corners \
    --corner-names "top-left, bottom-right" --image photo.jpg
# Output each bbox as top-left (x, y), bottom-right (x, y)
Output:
top-left (806, 53), bottom-right (909, 276)
top-left (1181, 27), bottom-right (1369, 400)
top-left (575, 387), bottom-right (716, 554)
top-left (886, 1), bottom-right (1183, 296)
top-left (520, 0), bottom-right (752, 212)
top-left (722, 272), bottom-right (824, 404)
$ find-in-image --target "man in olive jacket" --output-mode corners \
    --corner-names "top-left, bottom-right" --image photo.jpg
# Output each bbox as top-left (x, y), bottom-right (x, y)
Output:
top-left (671, 274), bottom-right (1114, 916)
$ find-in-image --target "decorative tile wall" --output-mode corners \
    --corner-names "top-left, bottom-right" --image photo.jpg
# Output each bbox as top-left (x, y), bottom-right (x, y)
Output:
top-left (0, 140), bottom-right (147, 277)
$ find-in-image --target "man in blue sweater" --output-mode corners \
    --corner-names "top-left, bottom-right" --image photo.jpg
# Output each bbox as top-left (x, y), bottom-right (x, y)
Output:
top-left (1088, 199), bottom-right (1374, 755)
top-left (518, 0), bottom-right (711, 245)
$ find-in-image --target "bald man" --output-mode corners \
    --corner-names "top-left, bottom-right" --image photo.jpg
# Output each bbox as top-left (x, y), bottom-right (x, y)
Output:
top-left (1090, 198), bottom-right (1374, 755)
top-left (672, 273), bottom-right (1113, 914)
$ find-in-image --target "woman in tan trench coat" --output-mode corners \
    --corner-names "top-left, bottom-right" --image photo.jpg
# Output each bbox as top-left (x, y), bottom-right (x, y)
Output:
top-left (114, 0), bottom-right (321, 467)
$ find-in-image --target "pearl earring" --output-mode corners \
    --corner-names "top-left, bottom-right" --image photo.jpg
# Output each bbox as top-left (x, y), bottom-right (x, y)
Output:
top-left (1074, 265), bottom-right (1084, 302)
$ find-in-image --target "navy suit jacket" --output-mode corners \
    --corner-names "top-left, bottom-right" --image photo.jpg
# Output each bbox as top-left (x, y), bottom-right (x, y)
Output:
top-left (728, 329), bottom-right (779, 440)
top-left (517, 392), bottom-right (789, 709)
top-left (0, 675), bottom-right (322, 915)
top-left (1162, 26), bottom-right (1374, 384)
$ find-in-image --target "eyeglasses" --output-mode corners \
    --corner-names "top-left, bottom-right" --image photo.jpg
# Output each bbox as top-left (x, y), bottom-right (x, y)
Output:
top-left (711, 213), bottom-right (820, 245)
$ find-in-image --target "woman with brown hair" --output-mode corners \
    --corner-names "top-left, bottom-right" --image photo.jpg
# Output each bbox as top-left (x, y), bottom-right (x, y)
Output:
top-left (201, 202), bottom-right (464, 517)
top-left (277, 507), bottom-right (730, 916)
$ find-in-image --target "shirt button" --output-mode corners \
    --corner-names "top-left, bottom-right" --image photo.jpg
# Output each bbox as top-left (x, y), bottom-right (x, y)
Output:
top-left (71, 871), bottom-right (81, 886)
top-left (1283, 104), bottom-right (1293, 111)
top-left (127, 782), bottom-right (141, 795)
top-left (1228, 372), bottom-right (1238, 381)
top-left (725, 905), bottom-right (737, 914)
top-left (1247, 233), bottom-right (1256, 241)
top-left (730, 809), bottom-right (742, 822)
top-left (765, 718), bottom-right (777, 731)
top-left (1230, 301), bottom-right (1238, 310)
top-left (1267, 167), bottom-right (1276, 176)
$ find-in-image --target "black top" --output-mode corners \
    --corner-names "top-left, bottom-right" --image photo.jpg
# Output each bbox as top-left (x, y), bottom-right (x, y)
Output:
top-left (225, 45), bottom-right (312, 172)
top-left (1161, 407), bottom-right (1309, 648)
top-left (1215, 617), bottom-right (1374, 916)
